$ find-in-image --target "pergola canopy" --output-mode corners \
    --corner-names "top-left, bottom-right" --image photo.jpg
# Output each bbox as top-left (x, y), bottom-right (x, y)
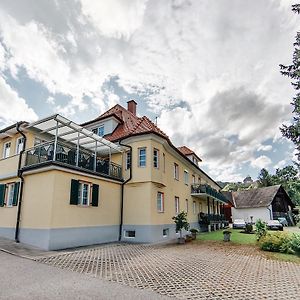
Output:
top-left (27, 114), bottom-right (123, 155)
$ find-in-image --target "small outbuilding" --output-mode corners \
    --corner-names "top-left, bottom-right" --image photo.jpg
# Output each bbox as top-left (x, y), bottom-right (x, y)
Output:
top-left (230, 185), bottom-right (295, 225)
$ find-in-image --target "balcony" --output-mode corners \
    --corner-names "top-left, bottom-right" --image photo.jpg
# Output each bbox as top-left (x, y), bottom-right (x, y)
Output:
top-left (191, 184), bottom-right (227, 203)
top-left (22, 141), bottom-right (123, 180)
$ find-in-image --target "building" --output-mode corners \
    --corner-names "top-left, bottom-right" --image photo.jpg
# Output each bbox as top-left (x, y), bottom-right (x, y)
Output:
top-left (229, 185), bottom-right (295, 224)
top-left (0, 101), bottom-right (227, 250)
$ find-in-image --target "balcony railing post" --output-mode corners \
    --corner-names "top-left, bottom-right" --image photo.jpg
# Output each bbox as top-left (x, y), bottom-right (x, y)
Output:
top-left (94, 141), bottom-right (97, 171)
top-left (76, 132), bottom-right (80, 167)
top-left (53, 120), bottom-right (59, 162)
top-left (108, 147), bottom-right (111, 176)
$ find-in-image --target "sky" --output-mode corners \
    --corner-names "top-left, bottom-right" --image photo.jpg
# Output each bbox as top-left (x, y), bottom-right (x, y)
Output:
top-left (0, 0), bottom-right (299, 182)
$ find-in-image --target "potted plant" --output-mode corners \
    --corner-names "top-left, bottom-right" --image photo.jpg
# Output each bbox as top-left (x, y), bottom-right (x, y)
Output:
top-left (190, 228), bottom-right (199, 240)
top-left (223, 230), bottom-right (232, 242)
top-left (172, 211), bottom-right (190, 244)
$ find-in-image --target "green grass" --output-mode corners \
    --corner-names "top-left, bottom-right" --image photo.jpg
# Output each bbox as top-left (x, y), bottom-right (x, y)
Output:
top-left (196, 229), bottom-right (256, 245)
top-left (263, 252), bottom-right (300, 264)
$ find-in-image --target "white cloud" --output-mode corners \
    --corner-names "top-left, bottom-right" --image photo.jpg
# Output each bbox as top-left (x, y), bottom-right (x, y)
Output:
top-left (274, 159), bottom-right (287, 169)
top-left (257, 145), bottom-right (273, 152)
top-left (46, 96), bottom-right (55, 105)
top-left (250, 155), bottom-right (272, 169)
top-left (0, 76), bottom-right (38, 126)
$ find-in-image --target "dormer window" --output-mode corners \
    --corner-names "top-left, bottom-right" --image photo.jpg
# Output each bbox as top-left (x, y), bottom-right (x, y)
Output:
top-left (92, 125), bottom-right (105, 137)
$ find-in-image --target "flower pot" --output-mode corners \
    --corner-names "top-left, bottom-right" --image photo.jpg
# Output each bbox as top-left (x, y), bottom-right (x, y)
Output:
top-left (191, 232), bottom-right (197, 240)
top-left (223, 232), bottom-right (231, 242)
top-left (178, 237), bottom-right (185, 244)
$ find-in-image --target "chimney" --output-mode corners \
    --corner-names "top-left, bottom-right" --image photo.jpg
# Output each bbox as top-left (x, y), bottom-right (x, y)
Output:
top-left (127, 100), bottom-right (137, 115)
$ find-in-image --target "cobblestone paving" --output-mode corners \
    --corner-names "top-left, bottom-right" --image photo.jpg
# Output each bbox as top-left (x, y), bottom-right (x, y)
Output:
top-left (36, 242), bottom-right (300, 299)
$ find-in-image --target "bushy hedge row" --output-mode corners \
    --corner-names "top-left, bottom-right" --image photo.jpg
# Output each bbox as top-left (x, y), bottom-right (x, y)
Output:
top-left (259, 232), bottom-right (300, 256)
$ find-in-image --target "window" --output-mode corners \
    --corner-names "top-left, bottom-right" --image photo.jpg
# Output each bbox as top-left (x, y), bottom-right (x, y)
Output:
top-left (92, 125), bottom-right (105, 137)
top-left (163, 228), bottom-right (169, 237)
top-left (163, 153), bottom-right (166, 172)
top-left (184, 170), bottom-right (189, 185)
top-left (6, 183), bottom-right (15, 207)
top-left (16, 137), bottom-right (24, 154)
top-left (186, 199), bottom-right (188, 213)
top-left (138, 147), bottom-right (146, 167)
top-left (34, 137), bottom-right (47, 146)
top-left (192, 175), bottom-right (195, 184)
top-left (153, 148), bottom-right (159, 168)
top-left (124, 230), bottom-right (136, 238)
top-left (3, 142), bottom-right (11, 158)
top-left (78, 182), bottom-right (91, 206)
top-left (174, 163), bottom-right (179, 180)
top-left (193, 201), bottom-right (196, 214)
top-left (98, 125), bottom-right (105, 137)
top-left (157, 192), bottom-right (164, 212)
top-left (175, 196), bottom-right (180, 214)
top-left (70, 179), bottom-right (99, 207)
top-left (0, 182), bottom-right (20, 208)
top-left (125, 151), bottom-right (131, 170)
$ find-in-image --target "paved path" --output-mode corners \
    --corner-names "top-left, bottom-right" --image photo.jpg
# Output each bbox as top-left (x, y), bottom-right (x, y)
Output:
top-left (0, 251), bottom-right (170, 300)
top-left (36, 242), bottom-right (300, 300)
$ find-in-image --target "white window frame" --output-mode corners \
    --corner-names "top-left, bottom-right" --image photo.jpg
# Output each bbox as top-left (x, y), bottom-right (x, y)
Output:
top-left (15, 137), bottom-right (24, 155)
top-left (157, 192), bottom-right (164, 213)
top-left (3, 142), bottom-right (11, 158)
top-left (174, 163), bottom-right (179, 180)
top-left (163, 228), bottom-right (169, 237)
top-left (125, 151), bottom-right (131, 170)
top-left (153, 148), bottom-right (159, 169)
top-left (78, 182), bottom-right (91, 206)
top-left (193, 201), bottom-right (196, 215)
top-left (184, 170), bottom-right (189, 185)
top-left (175, 196), bottom-right (180, 214)
top-left (138, 147), bottom-right (146, 167)
top-left (6, 183), bottom-right (15, 207)
top-left (124, 230), bottom-right (136, 238)
top-left (192, 175), bottom-right (195, 184)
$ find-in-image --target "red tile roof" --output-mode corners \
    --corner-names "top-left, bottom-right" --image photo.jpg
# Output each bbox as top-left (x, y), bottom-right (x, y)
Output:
top-left (177, 146), bottom-right (202, 162)
top-left (81, 104), bottom-right (169, 142)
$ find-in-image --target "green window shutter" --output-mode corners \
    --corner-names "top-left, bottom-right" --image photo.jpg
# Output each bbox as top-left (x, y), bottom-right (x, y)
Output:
top-left (12, 182), bottom-right (20, 206)
top-left (70, 179), bottom-right (79, 205)
top-left (0, 184), bottom-right (5, 207)
top-left (91, 184), bottom-right (99, 207)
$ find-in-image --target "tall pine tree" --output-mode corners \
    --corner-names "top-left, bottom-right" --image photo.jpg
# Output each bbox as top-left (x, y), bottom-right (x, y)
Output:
top-left (280, 4), bottom-right (300, 160)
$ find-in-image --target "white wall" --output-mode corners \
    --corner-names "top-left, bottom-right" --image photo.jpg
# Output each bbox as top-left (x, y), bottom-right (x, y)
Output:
top-left (85, 118), bottom-right (119, 136)
top-left (231, 206), bottom-right (273, 223)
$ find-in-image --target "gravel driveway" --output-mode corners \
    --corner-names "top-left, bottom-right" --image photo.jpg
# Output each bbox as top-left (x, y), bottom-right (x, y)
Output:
top-left (36, 242), bottom-right (300, 299)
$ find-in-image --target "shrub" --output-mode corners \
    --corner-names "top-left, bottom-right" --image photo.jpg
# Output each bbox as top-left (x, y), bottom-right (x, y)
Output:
top-left (190, 228), bottom-right (199, 234)
top-left (255, 219), bottom-right (267, 241)
top-left (172, 211), bottom-right (189, 239)
top-left (245, 223), bottom-right (253, 234)
top-left (289, 233), bottom-right (300, 256)
top-left (259, 232), bottom-right (291, 253)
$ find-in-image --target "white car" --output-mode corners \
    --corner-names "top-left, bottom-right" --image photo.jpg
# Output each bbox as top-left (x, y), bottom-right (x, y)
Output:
top-left (232, 219), bottom-right (246, 229)
top-left (267, 220), bottom-right (283, 231)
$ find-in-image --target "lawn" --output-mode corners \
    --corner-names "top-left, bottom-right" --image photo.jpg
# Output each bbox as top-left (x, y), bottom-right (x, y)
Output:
top-left (196, 229), bottom-right (256, 244)
top-left (196, 229), bottom-right (300, 264)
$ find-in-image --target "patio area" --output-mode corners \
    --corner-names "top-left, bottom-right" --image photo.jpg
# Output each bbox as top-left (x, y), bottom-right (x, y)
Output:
top-left (35, 241), bottom-right (300, 299)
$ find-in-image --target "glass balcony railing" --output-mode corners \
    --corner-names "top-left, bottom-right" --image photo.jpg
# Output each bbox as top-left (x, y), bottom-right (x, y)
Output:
top-left (22, 141), bottom-right (123, 180)
top-left (191, 184), bottom-right (227, 203)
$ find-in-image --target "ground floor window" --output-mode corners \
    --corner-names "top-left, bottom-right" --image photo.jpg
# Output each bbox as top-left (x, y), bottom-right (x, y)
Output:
top-left (175, 196), bottom-right (180, 214)
top-left (70, 179), bottom-right (99, 207)
top-left (157, 192), bottom-right (164, 212)
top-left (193, 201), bottom-right (196, 214)
top-left (163, 228), bottom-right (169, 237)
top-left (0, 182), bottom-right (20, 208)
top-left (124, 230), bottom-right (136, 238)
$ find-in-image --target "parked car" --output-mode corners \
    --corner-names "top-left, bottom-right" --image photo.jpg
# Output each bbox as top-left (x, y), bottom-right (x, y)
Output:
top-left (277, 217), bottom-right (288, 227)
top-left (267, 220), bottom-right (283, 231)
top-left (233, 219), bottom-right (246, 229)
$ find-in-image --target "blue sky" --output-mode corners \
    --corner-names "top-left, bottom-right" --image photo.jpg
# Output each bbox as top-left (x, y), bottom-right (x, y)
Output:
top-left (0, 0), bottom-right (298, 182)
